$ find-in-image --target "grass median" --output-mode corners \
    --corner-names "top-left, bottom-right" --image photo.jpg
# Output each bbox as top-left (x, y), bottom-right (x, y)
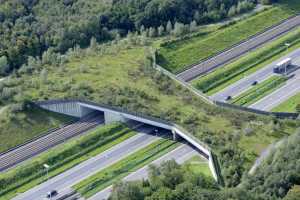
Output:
top-left (230, 76), bottom-right (287, 106)
top-left (73, 138), bottom-right (179, 198)
top-left (272, 92), bottom-right (300, 112)
top-left (0, 123), bottom-right (136, 200)
top-left (192, 27), bottom-right (300, 95)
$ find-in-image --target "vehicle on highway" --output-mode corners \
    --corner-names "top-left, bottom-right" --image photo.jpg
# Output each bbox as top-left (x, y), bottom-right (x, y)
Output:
top-left (46, 190), bottom-right (58, 198)
top-left (226, 96), bottom-right (232, 101)
top-left (252, 81), bottom-right (258, 86)
top-left (273, 58), bottom-right (292, 74)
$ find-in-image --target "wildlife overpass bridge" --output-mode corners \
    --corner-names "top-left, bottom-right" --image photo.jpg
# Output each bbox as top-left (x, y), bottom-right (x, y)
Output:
top-left (36, 99), bottom-right (220, 182)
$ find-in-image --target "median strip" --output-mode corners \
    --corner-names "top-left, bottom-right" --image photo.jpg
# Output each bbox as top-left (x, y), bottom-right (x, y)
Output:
top-left (230, 75), bottom-right (287, 106)
top-left (73, 138), bottom-right (179, 198)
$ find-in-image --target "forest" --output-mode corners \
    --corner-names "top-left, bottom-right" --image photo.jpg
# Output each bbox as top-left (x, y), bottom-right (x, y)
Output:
top-left (0, 0), bottom-right (257, 75)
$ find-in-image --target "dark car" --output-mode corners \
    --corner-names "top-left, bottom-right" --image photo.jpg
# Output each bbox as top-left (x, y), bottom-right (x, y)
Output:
top-left (226, 96), bottom-right (232, 101)
top-left (46, 190), bottom-right (58, 198)
top-left (252, 81), bottom-right (258, 86)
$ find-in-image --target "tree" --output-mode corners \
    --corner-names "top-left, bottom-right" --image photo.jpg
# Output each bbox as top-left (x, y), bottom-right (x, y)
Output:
top-left (166, 21), bottom-right (172, 34)
top-left (40, 68), bottom-right (48, 84)
top-left (189, 20), bottom-right (197, 32)
top-left (89, 37), bottom-right (97, 50)
top-left (193, 11), bottom-right (201, 23)
top-left (0, 56), bottom-right (9, 75)
top-left (110, 182), bottom-right (144, 200)
top-left (158, 25), bottom-right (165, 36)
top-left (140, 25), bottom-right (145, 34)
top-left (228, 5), bottom-right (237, 17)
top-left (149, 27), bottom-right (156, 37)
top-left (173, 22), bottom-right (185, 37)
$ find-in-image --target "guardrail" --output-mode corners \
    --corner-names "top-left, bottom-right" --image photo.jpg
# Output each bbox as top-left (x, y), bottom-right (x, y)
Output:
top-left (154, 64), bottom-right (214, 105)
top-left (215, 101), bottom-right (299, 119)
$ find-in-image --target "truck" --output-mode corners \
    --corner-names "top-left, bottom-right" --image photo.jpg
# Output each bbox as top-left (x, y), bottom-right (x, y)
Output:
top-left (273, 58), bottom-right (292, 73)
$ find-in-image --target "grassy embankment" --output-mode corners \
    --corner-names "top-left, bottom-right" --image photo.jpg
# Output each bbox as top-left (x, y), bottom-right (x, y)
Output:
top-left (0, 106), bottom-right (74, 153)
top-left (157, 0), bottom-right (299, 73)
top-left (192, 27), bottom-right (300, 95)
top-left (272, 92), bottom-right (300, 112)
top-left (184, 155), bottom-right (212, 178)
top-left (73, 139), bottom-right (179, 198)
top-left (230, 76), bottom-right (288, 106)
top-left (0, 123), bottom-right (136, 200)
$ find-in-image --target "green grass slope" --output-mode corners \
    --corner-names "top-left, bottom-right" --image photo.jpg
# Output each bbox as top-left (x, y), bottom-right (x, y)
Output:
top-left (0, 106), bottom-right (73, 153)
top-left (272, 92), bottom-right (300, 113)
top-left (157, 1), bottom-right (299, 73)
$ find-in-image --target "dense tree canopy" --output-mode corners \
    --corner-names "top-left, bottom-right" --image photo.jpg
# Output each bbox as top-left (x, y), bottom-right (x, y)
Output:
top-left (0, 0), bottom-right (256, 75)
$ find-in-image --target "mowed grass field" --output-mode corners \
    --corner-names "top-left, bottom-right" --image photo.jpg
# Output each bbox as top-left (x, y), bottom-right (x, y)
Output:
top-left (272, 92), bottom-right (300, 112)
top-left (157, 0), bottom-right (300, 73)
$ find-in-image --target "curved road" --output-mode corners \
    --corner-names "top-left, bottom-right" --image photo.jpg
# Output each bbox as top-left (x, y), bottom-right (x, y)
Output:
top-left (177, 15), bottom-right (300, 82)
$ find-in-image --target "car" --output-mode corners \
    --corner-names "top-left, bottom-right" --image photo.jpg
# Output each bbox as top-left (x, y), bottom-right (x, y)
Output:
top-left (46, 190), bottom-right (58, 198)
top-left (226, 96), bottom-right (232, 101)
top-left (252, 81), bottom-right (258, 86)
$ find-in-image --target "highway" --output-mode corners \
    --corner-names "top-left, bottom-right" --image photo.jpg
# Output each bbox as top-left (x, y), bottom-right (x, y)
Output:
top-left (89, 144), bottom-right (201, 200)
top-left (177, 15), bottom-right (300, 82)
top-left (211, 48), bottom-right (300, 102)
top-left (0, 112), bottom-right (104, 172)
top-left (12, 125), bottom-right (162, 200)
top-left (249, 69), bottom-right (300, 111)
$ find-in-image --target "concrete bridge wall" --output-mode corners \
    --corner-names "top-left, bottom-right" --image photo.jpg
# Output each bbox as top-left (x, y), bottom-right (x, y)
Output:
top-left (36, 100), bottom-right (219, 181)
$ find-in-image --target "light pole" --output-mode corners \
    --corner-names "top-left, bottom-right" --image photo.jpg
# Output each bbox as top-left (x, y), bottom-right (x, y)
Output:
top-left (284, 43), bottom-right (291, 75)
top-left (43, 164), bottom-right (50, 181)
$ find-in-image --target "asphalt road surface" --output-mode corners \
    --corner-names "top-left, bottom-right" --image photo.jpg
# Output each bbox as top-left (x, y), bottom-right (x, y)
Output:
top-left (89, 144), bottom-right (201, 200)
top-left (249, 69), bottom-right (300, 111)
top-left (211, 48), bottom-right (300, 102)
top-left (0, 112), bottom-right (104, 172)
top-left (177, 15), bottom-right (300, 82)
top-left (12, 125), bottom-right (161, 200)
